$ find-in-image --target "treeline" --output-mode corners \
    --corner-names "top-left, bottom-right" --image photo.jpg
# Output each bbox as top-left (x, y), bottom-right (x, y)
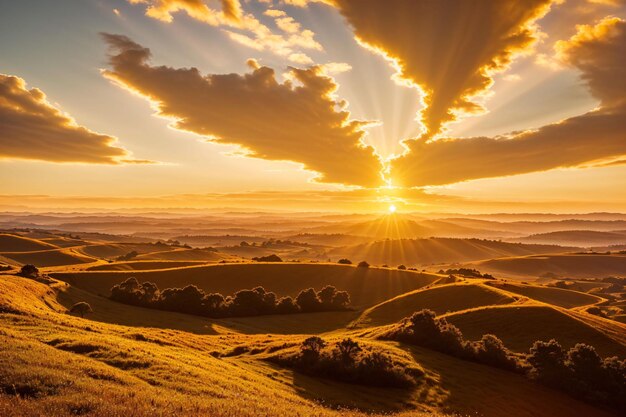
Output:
top-left (384, 309), bottom-right (626, 411)
top-left (110, 278), bottom-right (351, 318)
top-left (437, 268), bottom-right (494, 279)
top-left (270, 337), bottom-right (415, 388)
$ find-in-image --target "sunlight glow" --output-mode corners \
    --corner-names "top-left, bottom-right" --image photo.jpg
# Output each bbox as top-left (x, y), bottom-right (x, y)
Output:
top-left (388, 204), bottom-right (397, 213)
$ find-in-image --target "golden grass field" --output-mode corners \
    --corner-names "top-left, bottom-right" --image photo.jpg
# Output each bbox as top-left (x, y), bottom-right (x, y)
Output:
top-left (1, 232), bottom-right (625, 416)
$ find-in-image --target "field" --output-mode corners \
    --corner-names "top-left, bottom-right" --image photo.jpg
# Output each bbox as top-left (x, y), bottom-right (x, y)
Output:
top-left (1, 228), bottom-right (625, 417)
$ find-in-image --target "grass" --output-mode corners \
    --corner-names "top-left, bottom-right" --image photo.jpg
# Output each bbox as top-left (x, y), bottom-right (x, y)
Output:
top-left (52, 263), bottom-right (440, 308)
top-left (0, 273), bottom-right (623, 416)
top-left (86, 261), bottom-right (209, 271)
top-left (354, 283), bottom-right (517, 328)
top-left (444, 304), bottom-right (626, 357)
top-left (485, 281), bottom-right (603, 308)
top-left (474, 253), bottom-right (626, 280)
top-left (0, 234), bottom-right (59, 252)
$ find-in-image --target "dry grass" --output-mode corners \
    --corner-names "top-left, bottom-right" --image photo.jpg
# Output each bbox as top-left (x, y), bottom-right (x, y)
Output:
top-left (474, 253), bottom-right (626, 280)
top-left (86, 261), bottom-right (209, 271)
top-left (0, 274), bottom-right (622, 417)
top-left (444, 304), bottom-right (626, 357)
top-left (354, 283), bottom-right (516, 328)
top-left (485, 281), bottom-right (603, 308)
top-left (0, 234), bottom-right (59, 252)
top-left (0, 248), bottom-right (95, 267)
top-left (52, 263), bottom-right (440, 308)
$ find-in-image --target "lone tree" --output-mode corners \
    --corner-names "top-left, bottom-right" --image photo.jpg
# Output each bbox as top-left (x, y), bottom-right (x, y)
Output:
top-left (397, 265), bottom-right (407, 270)
top-left (70, 302), bottom-right (93, 318)
top-left (337, 259), bottom-right (352, 265)
top-left (357, 261), bottom-right (370, 268)
top-left (19, 264), bottom-right (39, 278)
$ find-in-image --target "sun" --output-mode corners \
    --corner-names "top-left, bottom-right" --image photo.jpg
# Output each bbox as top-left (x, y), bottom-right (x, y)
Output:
top-left (388, 204), bottom-right (397, 213)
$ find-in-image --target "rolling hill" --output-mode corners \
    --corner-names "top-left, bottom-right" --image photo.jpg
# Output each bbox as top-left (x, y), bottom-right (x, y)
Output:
top-left (52, 263), bottom-right (441, 308)
top-left (471, 253), bottom-right (626, 279)
top-left (354, 283), bottom-right (517, 328)
top-left (1, 274), bottom-right (619, 417)
top-left (328, 238), bottom-right (573, 267)
top-left (444, 305), bottom-right (626, 357)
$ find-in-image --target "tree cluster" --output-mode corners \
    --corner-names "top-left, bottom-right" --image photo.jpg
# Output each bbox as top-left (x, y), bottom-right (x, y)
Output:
top-left (270, 337), bottom-right (415, 388)
top-left (385, 309), bottom-right (626, 411)
top-left (251, 254), bottom-right (283, 262)
top-left (528, 339), bottom-right (626, 410)
top-left (110, 278), bottom-right (351, 318)
top-left (385, 309), bottom-right (519, 372)
top-left (437, 268), bottom-right (494, 279)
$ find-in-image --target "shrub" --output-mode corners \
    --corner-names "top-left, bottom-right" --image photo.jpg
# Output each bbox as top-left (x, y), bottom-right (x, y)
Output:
top-left (272, 337), bottom-right (414, 388)
top-left (337, 258), bottom-right (352, 265)
top-left (357, 261), bottom-right (370, 268)
top-left (473, 334), bottom-right (519, 371)
top-left (69, 302), bottom-right (93, 318)
top-left (397, 264), bottom-right (407, 270)
top-left (252, 254), bottom-right (282, 262)
top-left (18, 264), bottom-right (39, 278)
top-left (116, 251), bottom-right (138, 262)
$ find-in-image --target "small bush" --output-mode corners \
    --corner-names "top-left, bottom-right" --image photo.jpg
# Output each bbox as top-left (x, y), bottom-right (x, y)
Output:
top-left (337, 258), bottom-right (352, 265)
top-left (18, 264), bottom-right (39, 278)
top-left (397, 264), bottom-right (407, 270)
top-left (69, 302), bottom-right (93, 318)
top-left (271, 337), bottom-right (415, 388)
top-left (357, 261), bottom-right (370, 268)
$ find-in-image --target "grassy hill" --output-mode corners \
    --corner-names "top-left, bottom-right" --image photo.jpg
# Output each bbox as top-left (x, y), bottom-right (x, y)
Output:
top-left (329, 238), bottom-right (572, 266)
top-left (444, 305), bottom-right (626, 357)
top-left (354, 283), bottom-right (517, 328)
top-left (0, 248), bottom-right (96, 267)
top-left (485, 281), bottom-right (603, 308)
top-left (1, 274), bottom-right (619, 417)
top-left (52, 263), bottom-right (440, 308)
top-left (0, 233), bottom-right (59, 252)
top-left (86, 260), bottom-right (209, 271)
top-left (473, 253), bottom-right (626, 279)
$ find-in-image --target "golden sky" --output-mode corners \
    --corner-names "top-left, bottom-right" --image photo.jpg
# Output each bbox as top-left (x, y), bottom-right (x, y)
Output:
top-left (1, 0), bottom-right (625, 213)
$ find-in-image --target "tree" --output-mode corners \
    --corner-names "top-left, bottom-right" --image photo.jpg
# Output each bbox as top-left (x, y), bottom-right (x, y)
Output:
top-left (301, 336), bottom-right (326, 361)
top-left (528, 339), bottom-right (569, 386)
top-left (70, 302), bottom-right (93, 318)
top-left (334, 338), bottom-right (362, 364)
top-left (357, 261), bottom-right (370, 268)
top-left (337, 258), bottom-right (352, 265)
top-left (397, 265), bottom-right (407, 270)
top-left (19, 264), bottom-right (39, 278)
top-left (296, 288), bottom-right (321, 312)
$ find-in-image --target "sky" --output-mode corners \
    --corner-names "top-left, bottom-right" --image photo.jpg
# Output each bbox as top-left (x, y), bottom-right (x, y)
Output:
top-left (1, 0), bottom-right (625, 213)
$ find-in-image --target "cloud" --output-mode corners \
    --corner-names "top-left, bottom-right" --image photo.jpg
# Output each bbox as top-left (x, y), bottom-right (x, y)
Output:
top-left (0, 73), bottom-right (147, 165)
top-left (390, 17), bottom-right (626, 187)
top-left (101, 34), bottom-right (383, 187)
top-left (127, 0), bottom-right (321, 64)
top-left (293, 0), bottom-right (554, 137)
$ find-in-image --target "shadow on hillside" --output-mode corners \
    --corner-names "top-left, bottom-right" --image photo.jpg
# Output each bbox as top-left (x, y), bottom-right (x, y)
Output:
top-left (284, 365), bottom-right (419, 413)
top-left (56, 284), bottom-right (361, 335)
top-left (404, 344), bottom-right (614, 417)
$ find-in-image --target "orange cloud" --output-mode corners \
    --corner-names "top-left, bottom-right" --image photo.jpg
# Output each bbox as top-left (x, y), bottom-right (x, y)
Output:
top-left (0, 73), bottom-right (147, 165)
top-left (326, 0), bottom-right (555, 137)
top-left (127, 0), bottom-right (321, 64)
top-left (101, 34), bottom-right (383, 187)
top-left (390, 17), bottom-right (626, 187)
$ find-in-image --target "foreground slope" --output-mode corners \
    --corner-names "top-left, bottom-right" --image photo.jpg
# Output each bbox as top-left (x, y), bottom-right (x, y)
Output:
top-left (1, 275), bottom-right (620, 417)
